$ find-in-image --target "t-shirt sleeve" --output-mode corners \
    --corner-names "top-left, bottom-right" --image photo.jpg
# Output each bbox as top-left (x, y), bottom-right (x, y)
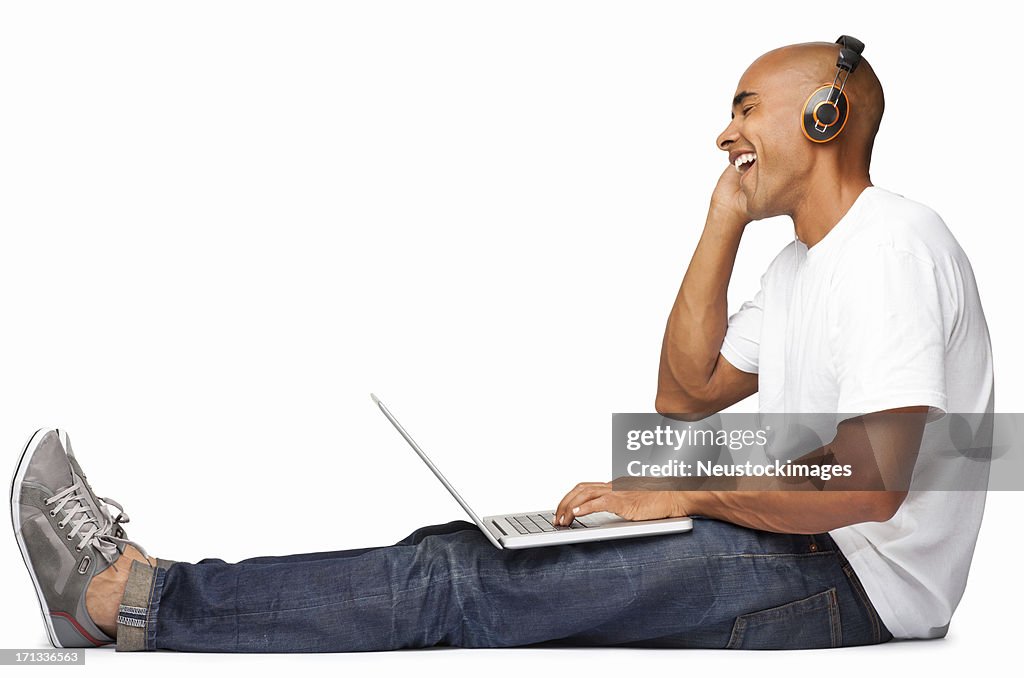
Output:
top-left (830, 244), bottom-right (952, 415)
top-left (720, 282), bottom-right (764, 374)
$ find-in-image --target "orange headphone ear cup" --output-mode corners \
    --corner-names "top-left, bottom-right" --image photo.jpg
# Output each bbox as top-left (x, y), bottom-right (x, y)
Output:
top-left (801, 85), bottom-right (850, 143)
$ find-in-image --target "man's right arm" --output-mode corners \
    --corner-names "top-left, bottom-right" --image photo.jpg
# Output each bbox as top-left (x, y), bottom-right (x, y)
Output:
top-left (656, 166), bottom-right (757, 420)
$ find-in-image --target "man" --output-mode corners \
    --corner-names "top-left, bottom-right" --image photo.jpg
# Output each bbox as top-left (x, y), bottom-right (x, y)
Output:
top-left (12, 39), bottom-right (991, 651)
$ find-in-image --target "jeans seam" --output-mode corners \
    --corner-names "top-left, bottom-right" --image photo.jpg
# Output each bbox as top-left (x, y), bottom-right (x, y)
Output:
top-left (234, 564), bottom-right (241, 652)
top-left (145, 567), bottom-right (168, 651)
top-left (726, 618), bottom-right (745, 648)
top-left (842, 562), bottom-right (881, 643)
top-left (828, 587), bottom-right (842, 647)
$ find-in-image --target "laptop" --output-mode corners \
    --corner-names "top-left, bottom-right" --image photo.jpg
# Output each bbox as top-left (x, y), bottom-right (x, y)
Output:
top-left (372, 394), bottom-right (693, 549)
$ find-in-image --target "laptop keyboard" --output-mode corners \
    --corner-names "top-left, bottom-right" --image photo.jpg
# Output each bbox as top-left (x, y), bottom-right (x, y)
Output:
top-left (507, 512), bottom-right (598, 534)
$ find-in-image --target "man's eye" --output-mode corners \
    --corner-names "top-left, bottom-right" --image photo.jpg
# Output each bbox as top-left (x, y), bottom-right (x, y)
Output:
top-left (742, 106), bottom-right (754, 116)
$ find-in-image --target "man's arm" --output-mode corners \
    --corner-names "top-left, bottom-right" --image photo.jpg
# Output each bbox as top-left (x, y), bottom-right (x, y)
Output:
top-left (679, 406), bottom-right (927, 532)
top-left (555, 406), bottom-right (928, 533)
top-left (657, 167), bottom-right (757, 420)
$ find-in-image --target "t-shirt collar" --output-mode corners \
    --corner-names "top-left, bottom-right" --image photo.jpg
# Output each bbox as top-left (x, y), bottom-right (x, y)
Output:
top-left (798, 185), bottom-right (878, 260)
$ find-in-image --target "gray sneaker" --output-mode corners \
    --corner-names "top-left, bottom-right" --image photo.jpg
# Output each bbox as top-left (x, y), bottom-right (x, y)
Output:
top-left (10, 428), bottom-right (146, 648)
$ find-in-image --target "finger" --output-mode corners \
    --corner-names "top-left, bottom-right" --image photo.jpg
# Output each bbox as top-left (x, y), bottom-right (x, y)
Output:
top-left (555, 483), bottom-right (593, 525)
top-left (555, 482), bottom-right (606, 525)
top-left (563, 485), bottom-right (613, 522)
top-left (574, 493), bottom-right (616, 519)
top-left (560, 483), bottom-right (611, 525)
top-left (555, 483), bottom-right (595, 525)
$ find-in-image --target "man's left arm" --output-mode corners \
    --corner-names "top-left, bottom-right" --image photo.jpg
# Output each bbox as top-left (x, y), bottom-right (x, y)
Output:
top-left (555, 405), bottom-right (928, 533)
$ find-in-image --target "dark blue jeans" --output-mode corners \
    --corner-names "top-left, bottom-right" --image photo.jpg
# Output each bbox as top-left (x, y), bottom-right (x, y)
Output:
top-left (116, 517), bottom-right (891, 652)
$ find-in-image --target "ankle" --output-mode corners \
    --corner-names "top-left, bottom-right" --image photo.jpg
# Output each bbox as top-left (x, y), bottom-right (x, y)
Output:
top-left (85, 546), bottom-right (156, 638)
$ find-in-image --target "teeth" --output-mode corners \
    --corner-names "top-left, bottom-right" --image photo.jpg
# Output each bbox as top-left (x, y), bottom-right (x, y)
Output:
top-left (733, 152), bottom-right (757, 171)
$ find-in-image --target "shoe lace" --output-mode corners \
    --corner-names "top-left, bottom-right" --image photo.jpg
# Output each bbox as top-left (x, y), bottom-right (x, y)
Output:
top-left (45, 483), bottom-right (148, 563)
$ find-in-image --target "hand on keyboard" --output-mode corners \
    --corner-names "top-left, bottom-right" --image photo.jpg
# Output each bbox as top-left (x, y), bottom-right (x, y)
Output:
top-left (554, 480), bottom-right (689, 525)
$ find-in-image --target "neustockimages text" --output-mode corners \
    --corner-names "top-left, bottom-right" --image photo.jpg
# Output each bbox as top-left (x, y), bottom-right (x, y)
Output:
top-left (626, 458), bottom-right (854, 481)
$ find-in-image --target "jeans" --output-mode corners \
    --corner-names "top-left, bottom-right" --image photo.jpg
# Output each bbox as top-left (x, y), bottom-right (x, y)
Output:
top-left (115, 516), bottom-right (892, 652)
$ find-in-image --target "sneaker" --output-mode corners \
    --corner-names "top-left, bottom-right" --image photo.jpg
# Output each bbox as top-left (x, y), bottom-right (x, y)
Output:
top-left (10, 428), bottom-right (146, 647)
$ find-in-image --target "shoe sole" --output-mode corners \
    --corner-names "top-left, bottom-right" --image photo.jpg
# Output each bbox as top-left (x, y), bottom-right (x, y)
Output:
top-left (11, 428), bottom-right (67, 648)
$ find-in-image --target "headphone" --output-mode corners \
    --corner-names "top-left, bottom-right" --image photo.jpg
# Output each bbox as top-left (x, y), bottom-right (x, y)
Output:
top-left (801, 35), bottom-right (865, 143)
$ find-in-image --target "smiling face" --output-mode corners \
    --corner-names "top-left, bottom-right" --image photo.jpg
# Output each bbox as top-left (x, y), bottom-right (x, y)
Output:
top-left (715, 43), bottom-right (880, 221)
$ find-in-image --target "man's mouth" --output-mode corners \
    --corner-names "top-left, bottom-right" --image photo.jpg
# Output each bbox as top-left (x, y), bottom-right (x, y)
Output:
top-left (733, 152), bottom-right (757, 175)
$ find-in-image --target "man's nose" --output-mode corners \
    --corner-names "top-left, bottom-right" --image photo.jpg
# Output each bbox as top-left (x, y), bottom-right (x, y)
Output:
top-left (717, 119), bottom-right (740, 152)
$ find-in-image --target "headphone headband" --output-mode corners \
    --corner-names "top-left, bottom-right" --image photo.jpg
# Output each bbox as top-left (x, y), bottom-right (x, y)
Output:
top-left (835, 35), bottom-right (865, 74)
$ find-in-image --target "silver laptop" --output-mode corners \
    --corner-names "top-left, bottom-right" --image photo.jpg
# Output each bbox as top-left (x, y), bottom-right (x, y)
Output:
top-left (372, 394), bottom-right (693, 549)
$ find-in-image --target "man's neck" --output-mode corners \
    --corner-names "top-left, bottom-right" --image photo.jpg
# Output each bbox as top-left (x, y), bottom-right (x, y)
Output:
top-left (791, 174), bottom-right (873, 248)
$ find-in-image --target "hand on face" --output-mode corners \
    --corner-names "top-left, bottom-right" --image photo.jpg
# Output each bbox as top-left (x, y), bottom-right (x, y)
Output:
top-left (709, 162), bottom-right (752, 229)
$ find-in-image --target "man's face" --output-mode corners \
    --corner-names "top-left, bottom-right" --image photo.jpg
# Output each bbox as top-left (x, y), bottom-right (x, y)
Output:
top-left (716, 58), bottom-right (818, 219)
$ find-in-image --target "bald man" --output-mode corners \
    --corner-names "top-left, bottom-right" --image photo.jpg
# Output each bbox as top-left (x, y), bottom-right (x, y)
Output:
top-left (14, 41), bottom-right (991, 652)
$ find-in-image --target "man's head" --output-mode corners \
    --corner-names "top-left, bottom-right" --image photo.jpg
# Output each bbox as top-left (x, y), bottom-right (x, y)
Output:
top-left (716, 41), bottom-right (885, 220)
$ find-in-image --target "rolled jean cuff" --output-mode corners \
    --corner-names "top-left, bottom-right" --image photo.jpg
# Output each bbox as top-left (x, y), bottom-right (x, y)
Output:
top-left (115, 557), bottom-right (176, 652)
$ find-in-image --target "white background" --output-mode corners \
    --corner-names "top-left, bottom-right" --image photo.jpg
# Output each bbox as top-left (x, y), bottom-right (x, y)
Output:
top-left (1, 1), bottom-right (1019, 675)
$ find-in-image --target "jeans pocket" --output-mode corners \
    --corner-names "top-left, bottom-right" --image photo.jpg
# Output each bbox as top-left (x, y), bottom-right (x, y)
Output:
top-left (726, 588), bottom-right (842, 650)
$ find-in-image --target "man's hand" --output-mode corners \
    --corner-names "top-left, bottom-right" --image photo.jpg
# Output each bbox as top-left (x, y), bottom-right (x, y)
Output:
top-left (553, 482), bottom-right (688, 526)
top-left (656, 162), bottom-right (757, 417)
top-left (708, 163), bottom-right (751, 229)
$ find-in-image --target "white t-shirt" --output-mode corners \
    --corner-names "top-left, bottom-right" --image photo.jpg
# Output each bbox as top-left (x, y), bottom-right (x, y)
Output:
top-left (720, 185), bottom-right (994, 639)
